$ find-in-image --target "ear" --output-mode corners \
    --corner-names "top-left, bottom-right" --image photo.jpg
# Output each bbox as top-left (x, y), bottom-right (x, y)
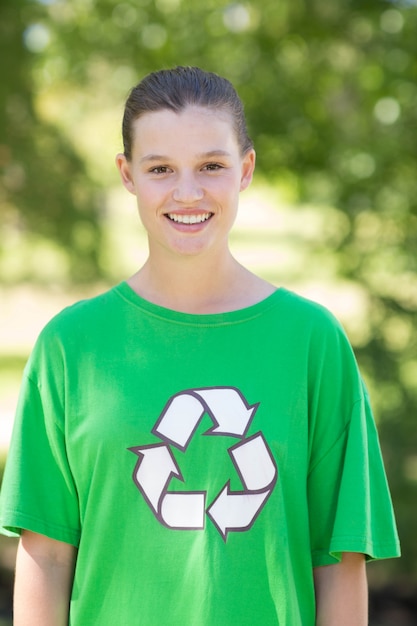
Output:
top-left (115, 153), bottom-right (136, 195)
top-left (239, 149), bottom-right (256, 192)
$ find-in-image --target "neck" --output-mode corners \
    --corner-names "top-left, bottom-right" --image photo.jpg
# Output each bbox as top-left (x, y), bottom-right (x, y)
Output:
top-left (127, 248), bottom-right (276, 314)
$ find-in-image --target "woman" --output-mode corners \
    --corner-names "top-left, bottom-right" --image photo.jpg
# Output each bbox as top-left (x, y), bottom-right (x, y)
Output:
top-left (0, 66), bottom-right (400, 625)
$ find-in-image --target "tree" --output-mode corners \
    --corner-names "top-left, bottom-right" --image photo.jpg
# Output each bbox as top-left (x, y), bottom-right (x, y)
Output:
top-left (0, 0), bottom-right (102, 281)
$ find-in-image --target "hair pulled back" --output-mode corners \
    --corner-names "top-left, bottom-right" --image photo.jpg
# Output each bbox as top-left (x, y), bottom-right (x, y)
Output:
top-left (122, 66), bottom-right (253, 160)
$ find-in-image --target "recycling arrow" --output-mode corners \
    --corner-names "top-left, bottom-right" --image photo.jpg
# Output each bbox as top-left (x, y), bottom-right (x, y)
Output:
top-left (161, 492), bottom-right (205, 529)
top-left (206, 484), bottom-right (270, 539)
top-left (130, 387), bottom-right (277, 539)
top-left (193, 388), bottom-right (258, 437)
top-left (153, 387), bottom-right (259, 449)
top-left (207, 433), bottom-right (277, 540)
top-left (130, 443), bottom-right (206, 530)
top-left (130, 444), bottom-right (181, 512)
top-left (229, 432), bottom-right (276, 491)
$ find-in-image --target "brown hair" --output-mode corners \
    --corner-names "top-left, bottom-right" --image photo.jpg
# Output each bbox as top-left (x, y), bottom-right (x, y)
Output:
top-left (122, 66), bottom-right (253, 160)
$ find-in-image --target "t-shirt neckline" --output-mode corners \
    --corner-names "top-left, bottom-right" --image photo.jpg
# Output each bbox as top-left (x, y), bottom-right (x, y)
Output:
top-left (115, 280), bottom-right (287, 326)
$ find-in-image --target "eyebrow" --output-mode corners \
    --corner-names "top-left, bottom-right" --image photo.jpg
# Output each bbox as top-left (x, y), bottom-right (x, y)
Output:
top-left (139, 150), bottom-right (233, 163)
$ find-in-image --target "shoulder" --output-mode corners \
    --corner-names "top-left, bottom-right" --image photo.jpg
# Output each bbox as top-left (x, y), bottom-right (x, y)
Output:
top-left (276, 289), bottom-right (358, 369)
top-left (26, 285), bottom-right (125, 368)
top-left (40, 284), bottom-right (123, 337)
top-left (278, 288), bottom-right (346, 335)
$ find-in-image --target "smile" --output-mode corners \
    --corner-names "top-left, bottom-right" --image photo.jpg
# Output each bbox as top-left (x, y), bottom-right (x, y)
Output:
top-left (166, 213), bottom-right (213, 224)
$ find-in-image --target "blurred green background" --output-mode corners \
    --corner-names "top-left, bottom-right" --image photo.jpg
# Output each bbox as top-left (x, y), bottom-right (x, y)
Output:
top-left (1, 0), bottom-right (416, 623)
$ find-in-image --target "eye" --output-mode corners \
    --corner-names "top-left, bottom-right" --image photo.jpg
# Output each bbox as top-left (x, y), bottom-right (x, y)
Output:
top-left (149, 165), bottom-right (171, 174)
top-left (202, 162), bottom-right (224, 172)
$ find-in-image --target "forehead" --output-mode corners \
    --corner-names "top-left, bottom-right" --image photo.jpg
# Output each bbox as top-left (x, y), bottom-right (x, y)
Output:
top-left (131, 105), bottom-right (237, 155)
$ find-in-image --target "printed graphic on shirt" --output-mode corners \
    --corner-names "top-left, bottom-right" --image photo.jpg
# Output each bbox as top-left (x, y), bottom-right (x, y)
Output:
top-left (129, 386), bottom-right (277, 540)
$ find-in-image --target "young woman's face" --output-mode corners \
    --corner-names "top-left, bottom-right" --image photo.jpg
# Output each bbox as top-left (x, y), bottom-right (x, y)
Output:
top-left (116, 105), bottom-right (255, 260)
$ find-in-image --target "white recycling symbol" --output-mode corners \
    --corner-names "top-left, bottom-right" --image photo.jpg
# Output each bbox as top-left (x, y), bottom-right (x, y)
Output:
top-left (129, 387), bottom-right (277, 540)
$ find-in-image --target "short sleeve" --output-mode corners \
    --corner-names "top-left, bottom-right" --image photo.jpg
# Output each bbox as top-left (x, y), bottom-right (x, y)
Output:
top-left (0, 337), bottom-right (81, 546)
top-left (308, 384), bottom-right (400, 567)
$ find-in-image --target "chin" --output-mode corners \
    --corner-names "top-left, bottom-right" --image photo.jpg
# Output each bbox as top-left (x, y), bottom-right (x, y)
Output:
top-left (166, 236), bottom-right (216, 258)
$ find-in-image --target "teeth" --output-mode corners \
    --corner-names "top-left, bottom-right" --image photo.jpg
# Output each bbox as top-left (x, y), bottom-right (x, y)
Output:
top-left (167, 213), bottom-right (212, 224)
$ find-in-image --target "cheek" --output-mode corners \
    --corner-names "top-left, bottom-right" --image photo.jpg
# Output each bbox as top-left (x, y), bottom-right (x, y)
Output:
top-left (135, 180), bottom-right (170, 209)
top-left (207, 175), bottom-right (241, 198)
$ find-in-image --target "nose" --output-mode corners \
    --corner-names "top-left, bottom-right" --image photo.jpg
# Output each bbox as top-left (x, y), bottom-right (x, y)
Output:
top-left (172, 171), bottom-right (204, 203)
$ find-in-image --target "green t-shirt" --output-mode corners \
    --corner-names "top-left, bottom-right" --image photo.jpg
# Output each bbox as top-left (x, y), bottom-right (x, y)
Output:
top-left (0, 283), bottom-right (400, 625)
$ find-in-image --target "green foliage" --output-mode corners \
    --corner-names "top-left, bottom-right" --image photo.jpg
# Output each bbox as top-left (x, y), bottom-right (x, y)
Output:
top-left (0, 0), bottom-right (102, 281)
top-left (0, 0), bottom-right (416, 585)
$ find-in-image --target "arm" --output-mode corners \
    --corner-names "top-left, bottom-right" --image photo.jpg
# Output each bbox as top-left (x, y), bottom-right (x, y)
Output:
top-left (14, 530), bottom-right (77, 626)
top-left (313, 552), bottom-right (368, 626)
